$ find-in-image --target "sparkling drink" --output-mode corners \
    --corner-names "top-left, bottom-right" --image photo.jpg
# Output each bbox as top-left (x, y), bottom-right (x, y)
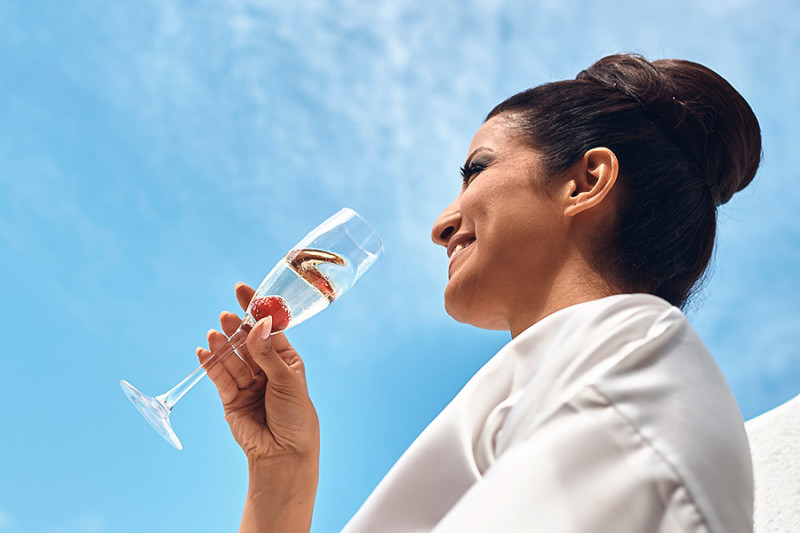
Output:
top-left (120, 208), bottom-right (382, 450)
top-left (245, 248), bottom-right (348, 332)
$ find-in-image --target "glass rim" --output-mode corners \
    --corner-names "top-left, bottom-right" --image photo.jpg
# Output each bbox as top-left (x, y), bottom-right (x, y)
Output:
top-left (339, 207), bottom-right (384, 256)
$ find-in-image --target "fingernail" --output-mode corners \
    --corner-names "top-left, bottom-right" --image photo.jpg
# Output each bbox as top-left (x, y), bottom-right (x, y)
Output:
top-left (259, 316), bottom-right (273, 341)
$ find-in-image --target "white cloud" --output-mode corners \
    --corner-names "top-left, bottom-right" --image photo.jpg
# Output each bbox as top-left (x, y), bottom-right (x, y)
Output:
top-left (22, 0), bottom-right (796, 394)
top-left (0, 509), bottom-right (11, 529)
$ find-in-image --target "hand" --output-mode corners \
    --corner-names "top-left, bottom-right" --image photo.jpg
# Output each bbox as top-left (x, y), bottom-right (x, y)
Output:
top-left (197, 283), bottom-right (320, 464)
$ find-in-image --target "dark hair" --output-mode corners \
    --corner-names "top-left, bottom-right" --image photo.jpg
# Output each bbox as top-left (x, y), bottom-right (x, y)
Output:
top-left (487, 53), bottom-right (761, 309)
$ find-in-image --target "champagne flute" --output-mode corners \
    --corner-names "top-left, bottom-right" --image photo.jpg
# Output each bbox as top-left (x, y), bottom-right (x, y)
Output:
top-left (120, 208), bottom-right (383, 450)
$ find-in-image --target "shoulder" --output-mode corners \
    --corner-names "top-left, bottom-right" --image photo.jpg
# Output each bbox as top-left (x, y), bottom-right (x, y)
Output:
top-left (496, 293), bottom-right (753, 531)
top-left (504, 293), bottom-right (683, 400)
top-left (490, 293), bottom-right (690, 456)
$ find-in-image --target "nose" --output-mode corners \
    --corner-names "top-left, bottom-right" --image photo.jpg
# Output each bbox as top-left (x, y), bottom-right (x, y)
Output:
top-left (431, 199), bottom-right (461, 247)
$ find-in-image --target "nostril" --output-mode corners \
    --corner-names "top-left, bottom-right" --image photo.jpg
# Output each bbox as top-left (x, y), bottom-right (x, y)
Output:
top-left (440, 226), bottom-right (455, 241)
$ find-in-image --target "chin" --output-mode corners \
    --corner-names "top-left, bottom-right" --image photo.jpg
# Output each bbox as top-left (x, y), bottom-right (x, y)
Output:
top-left (443, 288), bottom-right (508, 331)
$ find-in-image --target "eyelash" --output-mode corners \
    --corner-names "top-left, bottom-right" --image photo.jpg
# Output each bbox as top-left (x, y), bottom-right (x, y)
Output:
top-left (460, 161), bottom-right (487, 186)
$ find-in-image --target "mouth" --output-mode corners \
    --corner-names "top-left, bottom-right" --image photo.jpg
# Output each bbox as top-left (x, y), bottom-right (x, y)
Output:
top-left (448, 239), bottom-right (475, 274)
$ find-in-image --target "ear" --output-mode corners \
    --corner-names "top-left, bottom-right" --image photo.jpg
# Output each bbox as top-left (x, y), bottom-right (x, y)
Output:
top-left (562, 147), bottom-right (618, 217)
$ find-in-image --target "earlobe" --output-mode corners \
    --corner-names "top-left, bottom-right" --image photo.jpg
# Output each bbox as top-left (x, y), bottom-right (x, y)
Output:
top-left (563, 147), bottom-right (619, 217)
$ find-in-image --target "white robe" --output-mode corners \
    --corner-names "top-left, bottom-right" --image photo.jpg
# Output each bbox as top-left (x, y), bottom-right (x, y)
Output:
top-left (342, 294), bottom-right (753, 533)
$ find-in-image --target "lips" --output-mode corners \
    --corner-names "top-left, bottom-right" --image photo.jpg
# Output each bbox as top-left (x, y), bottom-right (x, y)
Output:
top-left (447, 237), bottom-right (475, 276)
top-left (449, 240), bottom-right (472, 265)
top-left (447, 233), bottom-right (475, 259)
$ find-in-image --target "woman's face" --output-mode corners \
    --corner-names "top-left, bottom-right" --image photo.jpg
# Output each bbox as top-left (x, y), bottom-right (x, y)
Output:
top-left (431, 115), bottom-right (573, 334)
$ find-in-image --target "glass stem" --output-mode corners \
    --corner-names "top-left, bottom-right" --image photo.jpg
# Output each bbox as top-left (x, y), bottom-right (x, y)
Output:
top-left (157, 325), bottom-right (251, 410)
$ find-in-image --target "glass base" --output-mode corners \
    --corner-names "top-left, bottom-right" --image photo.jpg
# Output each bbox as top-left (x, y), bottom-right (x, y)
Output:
top-left (120, 380), bottom-right (183, 450)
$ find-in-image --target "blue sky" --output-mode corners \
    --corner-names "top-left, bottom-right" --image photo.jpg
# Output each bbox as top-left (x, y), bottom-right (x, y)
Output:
top-left (1, 1), bottom-right (798, 531)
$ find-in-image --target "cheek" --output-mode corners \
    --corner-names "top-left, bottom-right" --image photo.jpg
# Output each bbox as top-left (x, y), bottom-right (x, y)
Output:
top-left (457, 189), bottom-right (482, 220)
top-left (458, 179), bottom-right (503, 225)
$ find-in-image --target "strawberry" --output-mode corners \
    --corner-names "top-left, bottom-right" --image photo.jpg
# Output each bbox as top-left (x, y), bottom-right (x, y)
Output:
top-left (249, 295), bottom-right (292, 332)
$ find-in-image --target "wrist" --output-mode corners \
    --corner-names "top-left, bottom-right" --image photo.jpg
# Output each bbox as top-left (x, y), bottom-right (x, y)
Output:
top-left (247, 449), bottom-right (319, 474)
top-left (241, 455), bottom-right (319, 533)
top-left (247, 452), bottom-right (319, 499)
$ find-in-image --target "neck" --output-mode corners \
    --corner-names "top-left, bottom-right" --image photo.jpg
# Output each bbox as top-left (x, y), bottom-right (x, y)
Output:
top-left (508, 259), bottom-right (620, 338)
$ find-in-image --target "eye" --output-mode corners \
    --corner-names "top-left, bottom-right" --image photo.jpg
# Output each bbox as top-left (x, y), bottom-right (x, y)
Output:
top-left (460, 160), bottom-right (488, 187)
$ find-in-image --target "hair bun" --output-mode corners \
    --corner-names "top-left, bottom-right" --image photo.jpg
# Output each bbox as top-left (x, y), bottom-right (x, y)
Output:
top-left (578, 54), bottom-right (761, 205)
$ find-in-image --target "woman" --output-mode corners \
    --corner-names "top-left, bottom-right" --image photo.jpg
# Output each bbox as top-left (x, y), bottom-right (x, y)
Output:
top-left (198, 53), bottom-right (761, 532)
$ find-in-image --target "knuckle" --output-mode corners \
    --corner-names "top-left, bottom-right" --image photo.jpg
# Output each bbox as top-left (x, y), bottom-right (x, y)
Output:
top-left (256, 341), bottom-right (277, 359)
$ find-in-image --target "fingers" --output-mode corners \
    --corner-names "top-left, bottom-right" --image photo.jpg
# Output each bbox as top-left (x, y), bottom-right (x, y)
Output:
top-left (236, 282), bottom-right (256, 312)
top-left (270, 332), bottom-right (308, 391)
top-left (196, 346), bottom-right (239, 404)
top-left (208, 329), bottom-right (256, 390)
top-left (219, 311), bottom-right (260, 376)
top-left (234, 282), bottom-right (306, 389)
top-left (246, 317), bottom-right (298, 391)
top-left (233, 282), bottom-right (292, 353)
top-left (219, 311), bottom-right (242, 337)
top-left (268, 331), bottom-right (296, 354)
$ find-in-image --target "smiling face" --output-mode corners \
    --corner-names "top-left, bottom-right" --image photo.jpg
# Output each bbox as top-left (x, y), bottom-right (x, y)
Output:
top-left (431, 115), bottom-right (575, 334)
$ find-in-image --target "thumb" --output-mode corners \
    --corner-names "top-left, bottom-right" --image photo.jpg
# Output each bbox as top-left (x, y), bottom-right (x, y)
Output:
top-left (247, 317), bottom-right (295, 385)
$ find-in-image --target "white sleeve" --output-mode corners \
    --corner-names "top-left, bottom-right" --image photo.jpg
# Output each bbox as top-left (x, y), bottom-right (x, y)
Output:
top-left (430, 384), bottom-right (710, 533)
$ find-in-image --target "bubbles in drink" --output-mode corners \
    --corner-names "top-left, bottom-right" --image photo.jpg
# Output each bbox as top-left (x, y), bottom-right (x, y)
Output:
top-left (247, 249), bottom-right (347, 333)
